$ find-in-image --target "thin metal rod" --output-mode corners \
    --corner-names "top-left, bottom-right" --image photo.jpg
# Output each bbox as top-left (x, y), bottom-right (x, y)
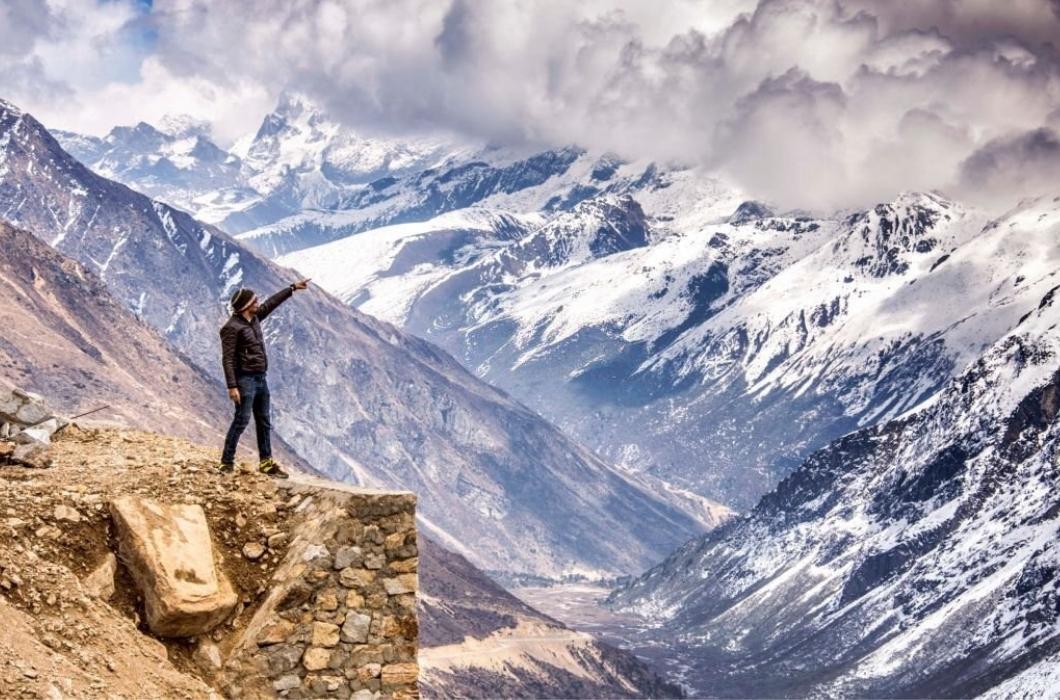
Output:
top-left (68, 405), bottom-right (111, 421)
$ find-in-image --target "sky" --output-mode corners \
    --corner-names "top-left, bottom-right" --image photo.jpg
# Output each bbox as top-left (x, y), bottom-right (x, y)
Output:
top-left (3, 0), bottom-right (1060, 212)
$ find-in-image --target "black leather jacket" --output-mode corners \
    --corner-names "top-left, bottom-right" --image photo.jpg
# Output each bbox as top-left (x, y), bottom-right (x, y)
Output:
top-left (219, 286), bottom-right (294, 388)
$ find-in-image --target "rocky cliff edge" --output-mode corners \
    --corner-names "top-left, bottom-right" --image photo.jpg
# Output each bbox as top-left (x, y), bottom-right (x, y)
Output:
top-left (0, 400), bottom-right (419, 700)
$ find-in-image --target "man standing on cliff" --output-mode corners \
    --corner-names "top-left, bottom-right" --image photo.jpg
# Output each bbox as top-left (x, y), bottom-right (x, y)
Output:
top-left (218, 279), bottom-right (310, 478)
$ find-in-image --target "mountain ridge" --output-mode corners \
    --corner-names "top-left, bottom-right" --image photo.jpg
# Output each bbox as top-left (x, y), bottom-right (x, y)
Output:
top-left (607, 200), bottom-right (1060, 696)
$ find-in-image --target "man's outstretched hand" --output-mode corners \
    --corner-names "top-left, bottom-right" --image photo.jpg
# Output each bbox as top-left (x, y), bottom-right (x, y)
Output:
top-left (228, 387), bottom-right (240, 403)
top-left (293, 278), bottom-right (311, 290)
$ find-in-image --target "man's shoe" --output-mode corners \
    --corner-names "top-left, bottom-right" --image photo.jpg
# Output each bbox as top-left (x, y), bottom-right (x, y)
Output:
top-left (217, 461), bottom-right (235, 475)
top-left (259, 458), bottom-right (290, 479)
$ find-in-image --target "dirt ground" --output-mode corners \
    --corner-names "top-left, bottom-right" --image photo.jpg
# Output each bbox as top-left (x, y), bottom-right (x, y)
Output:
top-left (0, 423), bottom-right (306, 698)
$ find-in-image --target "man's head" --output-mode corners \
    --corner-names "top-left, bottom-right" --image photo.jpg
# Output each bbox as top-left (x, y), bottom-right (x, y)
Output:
top-left (230, 288), bottom-right (259, 316)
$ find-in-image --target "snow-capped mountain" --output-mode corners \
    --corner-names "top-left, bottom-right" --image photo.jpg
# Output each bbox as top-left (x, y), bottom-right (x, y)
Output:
top-left (281, 180), bottom-right (1052, 513)
top-left (54, 119), bottom-right (246, 222)
top-left (608, 198), bottom-right (1060, 696)
top-left (55, 94), bottom-right (602, 258)
top-left (1, 96), bottom-right (715, 579)
top-left (68, 94), bottom-right (1052, 518)
top-left (232, 126), bottom-right (739, 260)
top-left (222, 92), bottom-right (472, 236)
top-left (235, 142), bottom-right (591, 257)
top-left (220, 100), bottom-right (1041, 515)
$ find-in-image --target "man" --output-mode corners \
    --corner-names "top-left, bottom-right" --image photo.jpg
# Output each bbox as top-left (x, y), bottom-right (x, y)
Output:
top-left (218, 279), bottom-right (310, 477)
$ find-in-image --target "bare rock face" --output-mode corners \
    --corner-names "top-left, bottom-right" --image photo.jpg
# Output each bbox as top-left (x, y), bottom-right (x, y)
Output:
top-left (109, 497), bottom-right (237, 637)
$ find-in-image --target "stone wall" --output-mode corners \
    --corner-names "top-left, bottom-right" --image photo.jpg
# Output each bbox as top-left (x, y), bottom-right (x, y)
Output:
top-left (221, 481), bottom-right (418, 699)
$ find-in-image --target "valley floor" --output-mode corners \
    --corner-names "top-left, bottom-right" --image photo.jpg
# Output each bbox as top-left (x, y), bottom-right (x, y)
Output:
top-left (512, 584), bottom-right (704, 695)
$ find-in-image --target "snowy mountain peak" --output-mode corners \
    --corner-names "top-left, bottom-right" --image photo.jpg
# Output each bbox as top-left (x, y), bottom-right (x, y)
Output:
top-left (236, 92), bottom-right (466, 206)
top-left (512, 194), bottom-right (650, 268)
top-left (52, 116), bottom-right (244, 224)
top-left (551, 195), bottom-right (648, 258)
top-left (248, 93), bottom-right (336, 142)
top-left (99, 119), bottom-right (229, 163)
top-left (252, 111), bottom-right (287, 141)
top-left (728, 200), bottom-right (775, 224)
top-left (277, 91), bottom-right (328, 119)
top-left (157, 114), bottom-right (211, 139)
top-left (104, 121), bottom-right (168, 148)
top-left (589, 153), bottom-right (624, 182)
top-left (840, 191), bottom-right (964, 278)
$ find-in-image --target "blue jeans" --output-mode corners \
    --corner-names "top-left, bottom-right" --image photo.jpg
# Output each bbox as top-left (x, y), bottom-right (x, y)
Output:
top-left (221, 373), bottom-right (272, 464)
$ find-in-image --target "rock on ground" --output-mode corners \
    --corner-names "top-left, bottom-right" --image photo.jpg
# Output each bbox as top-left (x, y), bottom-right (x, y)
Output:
top-left (110, 496), bottom-right (237, 637)
top-left (81, 553), bottom-right (117, 600)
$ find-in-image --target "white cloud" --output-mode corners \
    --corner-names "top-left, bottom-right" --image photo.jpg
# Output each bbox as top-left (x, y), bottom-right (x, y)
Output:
top-left (0, 0), bottom-right (141, 107)
top-left (4, 0), bottom-right (1060, 212)
top-left (0, 0), bottom-right (270, 144)
top-left (43, 57), bottom-right (274, 144)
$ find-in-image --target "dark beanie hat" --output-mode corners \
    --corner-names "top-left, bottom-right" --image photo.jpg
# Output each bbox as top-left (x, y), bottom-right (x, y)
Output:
top-left (230, 288), bottom-right (256, 312)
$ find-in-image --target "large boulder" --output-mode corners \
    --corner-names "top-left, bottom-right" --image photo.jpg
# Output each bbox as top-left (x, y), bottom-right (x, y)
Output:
top-left (110, 497), bottom-right (237, 637)
top-left (0, 387), bottom-right (50, 426)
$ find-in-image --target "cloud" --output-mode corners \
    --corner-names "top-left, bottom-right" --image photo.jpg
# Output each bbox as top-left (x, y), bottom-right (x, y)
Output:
top-left (0, 0), bottom-right (273, 144)
top-left (0, 0), bottom-right (53, 57)
top-left (0, 1), bottom-right (145, 127)
top-left (137, 0), bottom-right (1060, 211)
top-left (58, 57), bottom-right (274, 144)
top-left (5, 0), bottom-right (1060, 212)
top-left (713, 70), bottom-right (849, 212)
top-left (0, 1), bottom-right (73, 104)
top-left (846, 0), bottom-right (1060, 50)
top-left (957, 127), bottom-right (1060, 209)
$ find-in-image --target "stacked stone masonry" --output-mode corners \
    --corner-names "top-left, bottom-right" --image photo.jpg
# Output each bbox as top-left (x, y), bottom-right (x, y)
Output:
top-left (222, 482), bottom-right (419, 699)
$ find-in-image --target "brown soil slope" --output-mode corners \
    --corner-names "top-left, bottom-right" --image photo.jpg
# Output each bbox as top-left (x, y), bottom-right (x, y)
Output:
top-left (0, 221), bottom-right (227, 442)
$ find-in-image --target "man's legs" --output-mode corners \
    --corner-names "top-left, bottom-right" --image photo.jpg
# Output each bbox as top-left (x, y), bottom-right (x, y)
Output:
top-left (253, 375), bottom-right (288, 479)
top-left (251, 374), bottom-right (272, 461)
top-left (252, 375), bottom-right (288, 478)
top-left (221, 375), bottom-right (256, 466)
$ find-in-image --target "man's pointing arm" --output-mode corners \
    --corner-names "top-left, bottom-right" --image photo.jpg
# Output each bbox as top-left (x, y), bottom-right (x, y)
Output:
top-left (256, 279), bottom-right (310, 320)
